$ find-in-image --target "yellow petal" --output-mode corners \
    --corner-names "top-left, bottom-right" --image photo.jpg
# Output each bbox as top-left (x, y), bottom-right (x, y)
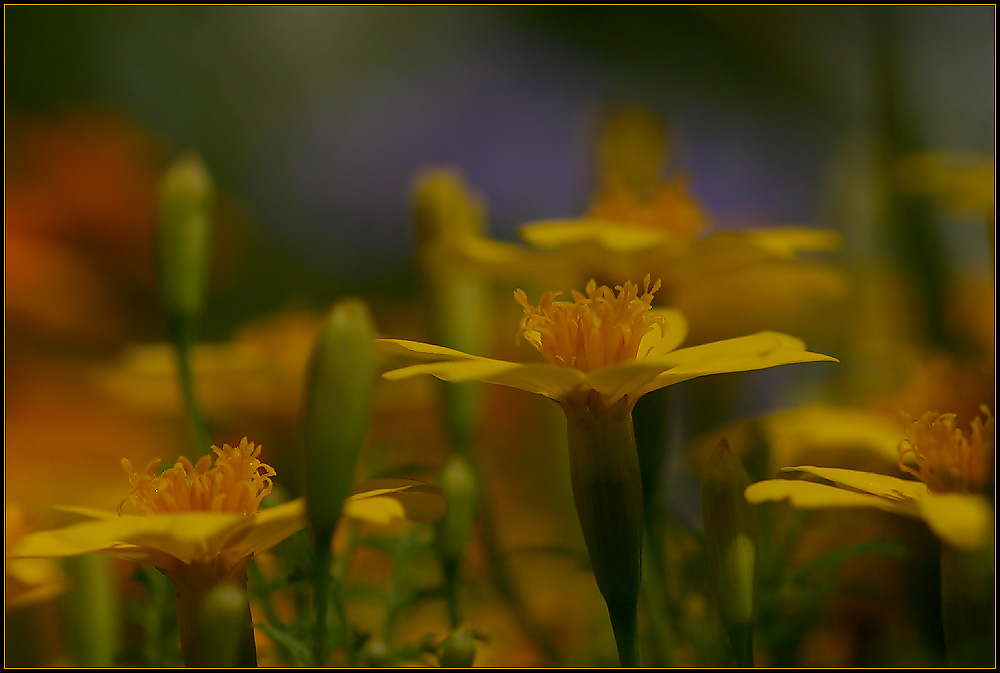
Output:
top-left (383, 358), bottom-right (585, 401)
top-left (642, 309), bottom-right (688, 357)
top-left (519, 219), bottom-right (675, 253)
top-left (760, 404), bottom-right (904, 466)
top-left (918, 492), bottom-right (993, 551)
top-left (347, 478), bottom-right (448, 524)
top-left (741, 227), bottom-right (843, 257)
top-left (779, 465), bottom-right (928, 501)
top-left (376, 338), bottom-right (483, 362)
top-left (744, 479), bottom-right (917, 518)
top-left (633, 332), bottom-right (838, 397)
top-left (221, 499), bottom-right (307, 560)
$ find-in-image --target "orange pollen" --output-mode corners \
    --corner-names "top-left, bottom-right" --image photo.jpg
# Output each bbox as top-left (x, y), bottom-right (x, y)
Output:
top-left (586, 178), bottom-right (705, 243)
top-left (119, 437), bottom-right (276, 515)
top-left (896, 407), bottom-right (993, 493)
top-left (514, 275), bottom-right (665, 373)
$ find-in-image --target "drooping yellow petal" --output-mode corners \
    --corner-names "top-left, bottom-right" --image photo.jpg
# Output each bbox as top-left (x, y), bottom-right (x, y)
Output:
top-left (778, 465), bottom-right (928, 501)
top-left (743, 479), bottom-right (917, 518)
top-left (918, 492), bottom-right (993, 551)
top-left (346, 478), bottom-right (448, 524)
top-left (383, 358), bottom-right (586, 401)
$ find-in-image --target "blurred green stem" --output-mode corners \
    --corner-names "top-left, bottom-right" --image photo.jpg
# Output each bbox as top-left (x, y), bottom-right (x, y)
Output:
top-left (169, 316), bottom-right (211, 456)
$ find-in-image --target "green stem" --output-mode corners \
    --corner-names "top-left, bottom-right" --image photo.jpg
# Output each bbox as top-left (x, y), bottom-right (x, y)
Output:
top-left (169, 315), bottom-right (211, 456)
top-left (562, 389), bottom-right (644, 668)
top-left (313, 546), bottom-right (332, 666)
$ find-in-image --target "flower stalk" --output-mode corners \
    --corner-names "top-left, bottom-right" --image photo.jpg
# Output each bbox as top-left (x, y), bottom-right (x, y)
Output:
top-left (170, 557), bottom-right (257, 667)
top-left (701, 438), bottom-right (757, 667)
top-left (561, 387), bottom-right (644, 667)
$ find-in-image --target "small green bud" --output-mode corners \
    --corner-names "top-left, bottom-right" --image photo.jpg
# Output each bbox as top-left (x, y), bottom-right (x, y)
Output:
top-left (303, 299), bottom-right (378, 550)
top-left (199, 581), bottom-right (250, 668)
top-left (436, 454), bottom-right (479, 564)
top-left (438, 626), bottom-right (479, 668)
top-left (411, 170), bottom-right (486, 246)
top-left (157, 153), bottom-right (214, 321)
top-left (701, 438), bottom-right (758, 666)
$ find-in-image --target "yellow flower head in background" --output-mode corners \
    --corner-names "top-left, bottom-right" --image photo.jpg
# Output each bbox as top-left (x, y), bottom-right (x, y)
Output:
top-left (897, 410), bottom-right (991, 494)
top-left (746, 406), bottom-right (995, 550)
top-left (379, 276), bottom-right (836, 409)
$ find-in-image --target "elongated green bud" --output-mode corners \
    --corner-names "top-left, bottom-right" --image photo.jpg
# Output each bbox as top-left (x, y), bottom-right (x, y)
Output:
top-left (302, 299), bottom-right (378, 550)
top-left (702, 438), bottom-right (757, 667)
top-left (436, 454), bottom-right (479, 625)
top-left (561, 388), bottom-right (644, 667)
top-left (412, 170), bottom-right (489, 454)
top-left (157, 153), bottom-right (214, 323)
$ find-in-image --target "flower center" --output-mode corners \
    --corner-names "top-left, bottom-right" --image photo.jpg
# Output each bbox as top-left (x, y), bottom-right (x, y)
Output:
top-left (120, 438), bottom-right (275, 515)
top-left (515, 275), bottom-right (665, 373)
top-left (896, 407), bottom-right (993, 493)
top-left (586, 179), bottom-right (706, 244)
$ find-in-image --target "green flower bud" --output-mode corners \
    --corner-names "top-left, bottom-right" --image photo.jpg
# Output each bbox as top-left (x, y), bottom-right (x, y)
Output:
top-left (438, 626), bottom-right (479, 668)
top-left (302, 298), bottom-right (378, 550)
top-left (412, 169), bottom-right (486, 246)
top-left (157, 153), bottom-right (214, 322)
top-left (199, 581), bottom-right (253, 668)
top-left (411, 170), bottom-right (490, 453)
top-left (437, 454), bottom-right (479, 564)
top-left (701, 438), bottom-right (757, 667)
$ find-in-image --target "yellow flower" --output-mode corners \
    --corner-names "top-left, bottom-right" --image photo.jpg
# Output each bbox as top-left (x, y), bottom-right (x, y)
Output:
top-left (379, 277), bottom-right (835, 667)
top-left (13, 438), bottom-right (447, 576)
top-left (379, 276), bottom-right (838, 408)
top-left (517, 107), bottom-right (845, 343)
top-left (745, 407), bottom-right (994, 550)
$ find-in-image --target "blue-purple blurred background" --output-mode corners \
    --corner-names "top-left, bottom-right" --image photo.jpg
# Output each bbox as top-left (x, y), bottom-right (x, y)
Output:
top-left (7, 6), bottom-right (993, 310)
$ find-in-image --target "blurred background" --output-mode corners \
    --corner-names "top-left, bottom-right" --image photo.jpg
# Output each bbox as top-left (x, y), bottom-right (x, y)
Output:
top-left (4, 5), bottom-right (994, 668)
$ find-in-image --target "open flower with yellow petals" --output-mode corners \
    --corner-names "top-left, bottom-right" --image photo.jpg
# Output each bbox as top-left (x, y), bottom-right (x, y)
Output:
top-left (378, 276), bottom-right (836, 667)
top-left (13, 438), bottom-right (447, 666)
top-left (745, 407), bottom-right (994, 551)
top-left (380, 276), bottom-right (837, 409)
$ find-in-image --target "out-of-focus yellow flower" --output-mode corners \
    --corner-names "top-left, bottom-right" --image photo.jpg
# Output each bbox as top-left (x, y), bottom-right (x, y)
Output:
top-left (745, 407), bottom-right (994, 550)
top-left (896, 151), bottom-right (996, 225)
top-left (4, 504), bottom-right (66, 609)
top-left (518, 107), bottom-right (845, 343)
top-left (379, 276), bottom-right (837, 406)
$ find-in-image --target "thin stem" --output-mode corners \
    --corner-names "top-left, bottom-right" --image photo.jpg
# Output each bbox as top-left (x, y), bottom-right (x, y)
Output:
top-left (169, 315), bottom-right (211, 456)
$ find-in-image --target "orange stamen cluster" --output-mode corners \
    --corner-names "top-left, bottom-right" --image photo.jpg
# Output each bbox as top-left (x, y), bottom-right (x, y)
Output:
top-left (897, 407), bottom-right (993, 493)
top-left (515, 275), bottom-right (665, 373)
top-left (120, 438), bottom-right (275, 515)
top-left (586, 178), bottom-right (705, 243)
